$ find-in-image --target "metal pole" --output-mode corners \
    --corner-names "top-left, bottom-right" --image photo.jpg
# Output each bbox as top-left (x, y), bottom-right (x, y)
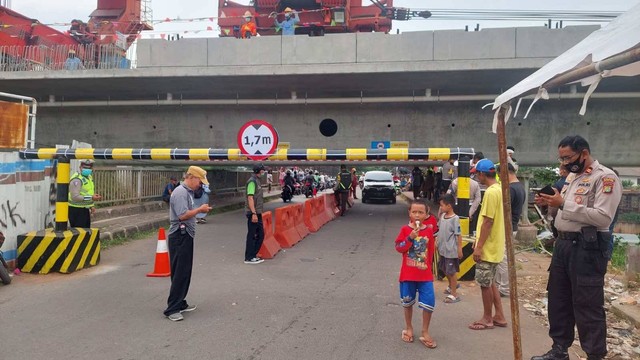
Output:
top-left (55, 157), bottom-right (70, 231)
top-left (457, 154), bottom-right (472, 236)
top-left (496, 105), bottom-right (522, 360)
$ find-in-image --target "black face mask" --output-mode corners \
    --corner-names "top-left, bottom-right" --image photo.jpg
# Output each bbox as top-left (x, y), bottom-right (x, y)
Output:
top-left (566, 153), bottom-right (586, 173)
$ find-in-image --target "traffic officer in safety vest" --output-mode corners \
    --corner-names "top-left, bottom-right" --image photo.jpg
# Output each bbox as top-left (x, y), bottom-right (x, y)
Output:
top-left (68, 159), bottom-right (102, 228)
top-left (533, 135), bottom-right (622, 360)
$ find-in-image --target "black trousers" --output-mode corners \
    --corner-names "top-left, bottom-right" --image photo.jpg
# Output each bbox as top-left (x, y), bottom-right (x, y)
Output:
top-left (547, 236), bottom-right (608, 356)
top-left (164, 231), bottom-right (194, 316)
top-left (69, 206), bottom-right (91, 228)
top-left (245, 213), bottom-right (264, 261)
top-left (412, 186), bottom-right (421, 199)
top-left (339, 191), bottom-right (348, 216)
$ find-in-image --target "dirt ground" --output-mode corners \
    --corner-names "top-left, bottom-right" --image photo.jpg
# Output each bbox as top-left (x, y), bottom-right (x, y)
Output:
top-left (514, 250), bottom-right (640, 359)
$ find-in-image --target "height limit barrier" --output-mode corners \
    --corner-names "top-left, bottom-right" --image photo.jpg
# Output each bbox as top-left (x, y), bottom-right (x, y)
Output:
top-left (19, 147), bottom-right (474, 234)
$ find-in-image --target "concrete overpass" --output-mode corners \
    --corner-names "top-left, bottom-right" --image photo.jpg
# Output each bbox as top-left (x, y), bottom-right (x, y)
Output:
top-left (1, 25), bottom-right (638, 166)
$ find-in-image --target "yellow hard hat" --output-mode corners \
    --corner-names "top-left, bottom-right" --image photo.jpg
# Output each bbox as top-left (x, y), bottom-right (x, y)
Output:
top-left (284, 7), bottom-right (293, 12)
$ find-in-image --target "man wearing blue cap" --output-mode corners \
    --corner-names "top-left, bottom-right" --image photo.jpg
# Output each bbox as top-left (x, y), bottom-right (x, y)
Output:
top-left (468, 159), bottom-right (507, 330)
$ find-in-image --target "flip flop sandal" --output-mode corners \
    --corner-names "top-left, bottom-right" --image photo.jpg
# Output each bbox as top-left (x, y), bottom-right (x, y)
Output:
top-left (419, 336), bottom-right (437, 349)
top-left (444, 294), bottom-right (461, 303)
top-left (443, 284), bottom-right (461, 295)
top-left (468, 322), bottom-right (494, 330)
top-left (401, 330), bottom-right (414, 343)
top-left (493, 321), bottom-right (508, 327)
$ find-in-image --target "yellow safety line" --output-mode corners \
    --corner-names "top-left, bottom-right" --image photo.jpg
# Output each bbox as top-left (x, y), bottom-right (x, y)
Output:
top-left (458, 177), bottom-right (471, 199)
top-left (111, 149), bottom-right (133, 160)
top-left (40, 231), bottom-right (73, 274)
top-left (23, 232), bottom-right (56, 272)
top-left (150, 149), bottom-right (172, 160)
top-left (270, 148), bottom-right (288, 161)
top-left (188, 148), bottom-right (210, 160)
top-left (88, 230), bottom-right (101, 265)
top-left (60, 228), bottom-right (87, 273)
top-left (78, 228), bottom-right (98, 270)
top-left (387, 148), bottom-right (409, 160)
top-left (74, 148), bottom-right (95, 159)
top-left (307, 149), bottom-right (326, 161)
top-left (428, 148), bottom-right (451, 161)
top-left (18, 232), bottom-right (37, 254)
top-left (346, 148), bottom-right (367, 160)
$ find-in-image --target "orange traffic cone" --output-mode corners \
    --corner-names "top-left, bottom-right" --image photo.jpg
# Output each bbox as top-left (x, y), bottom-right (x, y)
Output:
top-left (147, 227), bottom-right (171, 277)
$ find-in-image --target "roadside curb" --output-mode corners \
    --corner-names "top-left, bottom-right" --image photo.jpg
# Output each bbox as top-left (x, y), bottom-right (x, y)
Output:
top-left (100, 194), bottom-right (282, 242)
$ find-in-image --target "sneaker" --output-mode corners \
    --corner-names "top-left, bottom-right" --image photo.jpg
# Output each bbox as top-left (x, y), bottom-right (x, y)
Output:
top-left (244, 258), bottom-right (264, 264)
top-left (167, 312), bottom-right (184, 322)
top-left (180, 304), bottom-right (197, 313)
top-left (199, 218), bottom-right (207, 223)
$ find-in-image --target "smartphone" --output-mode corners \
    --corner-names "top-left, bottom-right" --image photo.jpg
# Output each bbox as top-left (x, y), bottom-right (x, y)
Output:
top-left (537, 185), bottom-right (556, 196)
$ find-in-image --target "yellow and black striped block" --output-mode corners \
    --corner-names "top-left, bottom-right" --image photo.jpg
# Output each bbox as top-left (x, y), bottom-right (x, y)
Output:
top-left (434, 237), bottom-right (476, 281)
top-left (17, 228), bottom-right (100, 274)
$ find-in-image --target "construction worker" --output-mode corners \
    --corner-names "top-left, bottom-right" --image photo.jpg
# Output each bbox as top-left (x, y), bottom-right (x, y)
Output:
top-left (64, 49), bottom-right (84, 70)
top-left (68, 159), bottom-right (102, 228)
top-left (272, 7), bottom-right (299, 36)
top-left (336, 165), bottom-right (351, 216)
top-left (240, 11), bottom-right (257, 39)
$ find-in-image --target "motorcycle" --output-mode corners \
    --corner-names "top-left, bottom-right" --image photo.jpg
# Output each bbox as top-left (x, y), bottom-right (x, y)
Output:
top-left (281, 184), bottom-right (293, 202)
top-left (0, 231), bottom-right (12, 285)
top-left (303, 182), bottom-right (314, 198)
top-left (293, 182), bottom-right (302, 195)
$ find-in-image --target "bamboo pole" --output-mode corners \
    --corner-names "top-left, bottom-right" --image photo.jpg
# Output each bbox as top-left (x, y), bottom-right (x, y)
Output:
top-left (496, 105), bottom-right (522, 360)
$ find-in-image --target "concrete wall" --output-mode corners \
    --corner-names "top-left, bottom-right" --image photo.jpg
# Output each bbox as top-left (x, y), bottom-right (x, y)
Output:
top-left (136, 25), bottom-right (599, 67)
top-left (34, 98), bottom-right (640, 166)
top-left (0, 152), bottom-right (54, 264)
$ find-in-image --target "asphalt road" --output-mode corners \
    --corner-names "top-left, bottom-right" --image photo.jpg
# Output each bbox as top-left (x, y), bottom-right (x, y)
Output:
top-left (0, 192), bottom-right (556, 360)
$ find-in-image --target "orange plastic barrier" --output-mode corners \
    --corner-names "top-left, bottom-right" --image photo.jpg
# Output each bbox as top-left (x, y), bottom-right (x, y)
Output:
top-left (274, 205), bottom-right (301, 248)
top-left (304, 198), bottom-right (321, 232)
top-left (315, 196), bottom-right (330, 226)
top-left (323, 193), bottom-right (336, 221)
top-left (257, 211), bottom-right (281, 259)
top-left (293, 203), bottom-right (310, 239)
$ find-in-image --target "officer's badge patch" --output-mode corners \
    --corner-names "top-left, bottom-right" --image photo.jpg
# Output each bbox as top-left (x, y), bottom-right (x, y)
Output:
top-left (575, 196), bottom-right (583, 204)
top-left (603, 177), bottom-right (615, 194)
top-left (576, 188), bottom-right (587, 194)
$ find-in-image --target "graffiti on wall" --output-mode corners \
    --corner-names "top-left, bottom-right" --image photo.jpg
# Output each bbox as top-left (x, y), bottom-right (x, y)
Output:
top-left (0, 199), bottom-right (26, 229)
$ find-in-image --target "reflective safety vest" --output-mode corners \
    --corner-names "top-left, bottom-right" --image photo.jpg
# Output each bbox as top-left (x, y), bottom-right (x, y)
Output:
top-left (338, 171), bottom-right (351, 191)
top-left (69, 173), bottom-right (95, 208)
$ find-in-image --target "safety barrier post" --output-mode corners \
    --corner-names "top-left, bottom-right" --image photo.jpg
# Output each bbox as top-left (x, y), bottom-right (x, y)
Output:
top-left (274, 205), bottom-right (301, 248)
top-left (257, 211), bottom-right (281, 259)
top-left (55, 157), bottom-right (70, 231)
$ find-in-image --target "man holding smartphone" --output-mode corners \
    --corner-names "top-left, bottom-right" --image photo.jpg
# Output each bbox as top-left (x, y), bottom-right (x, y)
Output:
top-left (533, 136), bottom-right (621, 360)
top-left (164, 166), bottom-right (212, 322)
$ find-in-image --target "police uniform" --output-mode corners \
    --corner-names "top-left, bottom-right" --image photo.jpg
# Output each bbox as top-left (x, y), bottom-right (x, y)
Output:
top-left (68, 172), bottom-right (96, 228)
top-left (546, 160), bottom-right (622, 358)
top-left (336, 169), bottom-right (351, 216)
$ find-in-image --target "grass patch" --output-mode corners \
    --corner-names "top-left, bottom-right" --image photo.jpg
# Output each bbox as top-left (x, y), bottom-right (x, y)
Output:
top-left (611, 237), bottom-right (628, 270)
top-left (102, 228), bottom-right (159, 249)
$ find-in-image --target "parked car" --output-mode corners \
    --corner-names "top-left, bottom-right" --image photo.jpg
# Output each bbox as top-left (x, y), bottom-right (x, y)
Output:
top-left (362, 171), bottom-right (396, 204)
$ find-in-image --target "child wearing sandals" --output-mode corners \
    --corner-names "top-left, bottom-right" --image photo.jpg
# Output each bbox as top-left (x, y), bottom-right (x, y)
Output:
top-left (437, 194), bottom-right (463, 303)
top-left (395, 199), bottom-right (437, 349)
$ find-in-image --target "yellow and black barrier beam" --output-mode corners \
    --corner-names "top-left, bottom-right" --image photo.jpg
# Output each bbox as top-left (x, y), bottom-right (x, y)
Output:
top-left (17, 228), bottom-right (100, 274)
top-left (19, 147), bottom-right (476, 162)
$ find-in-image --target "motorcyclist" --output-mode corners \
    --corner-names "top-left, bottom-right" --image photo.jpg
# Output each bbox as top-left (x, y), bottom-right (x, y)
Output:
top-left (304, 170), bottom-right (316, 197)
top-left (282, 170), bottom-right (295, 202)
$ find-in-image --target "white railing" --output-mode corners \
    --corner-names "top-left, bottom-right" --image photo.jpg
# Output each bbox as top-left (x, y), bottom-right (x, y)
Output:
top-left (93, 167), bottom-right (183, 205)
top-left (0, 44), bottom-right (132, 72)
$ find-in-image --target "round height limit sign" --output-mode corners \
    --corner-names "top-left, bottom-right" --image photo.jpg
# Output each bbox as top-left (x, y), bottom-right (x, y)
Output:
top-left (237, 120), bottom-right (279, 161)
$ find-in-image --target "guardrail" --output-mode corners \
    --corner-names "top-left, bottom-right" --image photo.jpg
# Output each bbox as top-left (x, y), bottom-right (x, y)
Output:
top-left (0, 44), bottom-right (135, 72)
top-left (93, 167), bottom-right (182, 206)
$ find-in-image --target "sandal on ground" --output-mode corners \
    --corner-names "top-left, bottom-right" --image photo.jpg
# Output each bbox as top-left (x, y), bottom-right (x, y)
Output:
top-left (443, 284), bottom-right (461, 295)
top-left (468, 321), bottom-right (494, 330)
top-left (444, 294), bottom-right (461, 303)
top-left (419, 336), bottom-right (437, 349)
top-left (493, 320), bottom-right (508, 327)
top-left (401, 330), bottom-right (414, 343)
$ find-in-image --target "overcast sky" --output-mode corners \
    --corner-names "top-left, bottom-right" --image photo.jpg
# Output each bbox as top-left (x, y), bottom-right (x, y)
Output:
top-left (9, 0), bottom-right (639, 38)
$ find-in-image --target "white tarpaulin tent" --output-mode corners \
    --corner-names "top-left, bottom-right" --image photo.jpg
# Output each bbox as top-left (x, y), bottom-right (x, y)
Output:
top-left (487, 5), bottom-right (640, 359)
top-left (490, 2), bottom-right (640, 131)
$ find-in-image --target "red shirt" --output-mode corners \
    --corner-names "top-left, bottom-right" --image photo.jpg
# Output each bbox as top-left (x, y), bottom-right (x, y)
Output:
top-left (424, 214), bottom-right (438, 234)
top-left (395, 224), bottom-right (435, 282)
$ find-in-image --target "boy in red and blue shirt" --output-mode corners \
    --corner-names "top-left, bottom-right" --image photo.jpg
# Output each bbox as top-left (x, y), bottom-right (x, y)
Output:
top-left (395, 199), bottom-right (437, 349)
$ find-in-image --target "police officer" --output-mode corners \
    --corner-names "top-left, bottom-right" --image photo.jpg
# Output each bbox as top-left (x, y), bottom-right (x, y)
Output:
top-left (68, 159), bottom-right (102, 228)
top-left (533, 135), bottom-right (622, 360)
top-left (336, 164), bottom-right (351, 216)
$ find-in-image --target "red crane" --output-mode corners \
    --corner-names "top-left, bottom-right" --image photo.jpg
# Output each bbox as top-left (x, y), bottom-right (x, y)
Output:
top-left (0, 0), bottom-right (152, 70)
top-left (218, 0), bottom-right (431, 37)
